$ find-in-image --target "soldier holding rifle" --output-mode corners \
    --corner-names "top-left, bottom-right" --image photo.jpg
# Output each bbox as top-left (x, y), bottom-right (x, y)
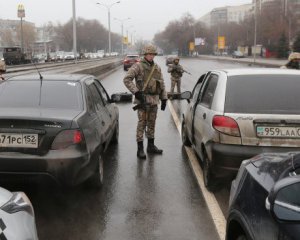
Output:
top-left (123, 44), bottom-right (168, 159)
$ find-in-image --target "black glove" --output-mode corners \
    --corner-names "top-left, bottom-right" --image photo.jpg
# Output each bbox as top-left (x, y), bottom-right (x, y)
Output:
top-left (135, 91), bottom-right (145, 102)
top-left (161, 99), bottom-right (167, 111)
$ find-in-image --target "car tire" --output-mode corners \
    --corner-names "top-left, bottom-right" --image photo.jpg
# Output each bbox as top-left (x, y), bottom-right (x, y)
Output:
top-left (181, 121), bottom-right (191, 146)
top-left (124, 67), bottom-right (127, 71)
top-left (111, 121), bottom-right (119, 144)
top-left (203, 152), bottom-right (218, 192)
top-left (87, 154), bottom-right (104, 188)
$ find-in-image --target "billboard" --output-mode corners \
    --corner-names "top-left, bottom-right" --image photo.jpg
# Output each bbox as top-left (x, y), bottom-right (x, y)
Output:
top-left (218, 36), bottom-right (225, 50)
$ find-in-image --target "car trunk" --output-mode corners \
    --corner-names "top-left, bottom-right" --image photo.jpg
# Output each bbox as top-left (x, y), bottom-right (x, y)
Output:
top-left (222, 74), bottom-right (300, 148)
top-left (0, 108), bottom-right (81, 155)
top-left (224, 113), bottom-right (300, 147)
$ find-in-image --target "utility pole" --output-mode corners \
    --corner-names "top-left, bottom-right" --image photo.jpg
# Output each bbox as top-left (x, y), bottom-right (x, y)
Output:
top-left (72, 0), bottom-right (77, 63)
top-left (17, 4), bottom-right (25, 54)
top-left (97, 1), bottom-right (120, 55)
top-left (253, 0), bottom-right (258, 63)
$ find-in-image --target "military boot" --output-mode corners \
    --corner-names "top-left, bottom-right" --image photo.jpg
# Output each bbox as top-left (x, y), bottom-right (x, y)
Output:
top-left (147, 138), bottom-right (163, 154)
top-left (137, 141), bottom-right (146, 159)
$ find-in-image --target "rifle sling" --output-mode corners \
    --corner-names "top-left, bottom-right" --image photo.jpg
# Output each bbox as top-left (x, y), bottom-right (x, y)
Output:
top-left (142, 65), bottom-right (156, 92)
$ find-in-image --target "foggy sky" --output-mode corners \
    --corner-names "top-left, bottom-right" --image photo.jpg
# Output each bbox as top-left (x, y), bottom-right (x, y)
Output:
top-left (0, 0), bottom-right (251, 40)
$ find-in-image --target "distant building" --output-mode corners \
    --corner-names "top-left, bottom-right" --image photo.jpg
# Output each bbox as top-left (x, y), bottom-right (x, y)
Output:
top-left (0, 19), bottom-right (35, 48)
top-left (199, 12), bottom-right (211, 28)
top-left (200, 4), bottom-right (253, 27)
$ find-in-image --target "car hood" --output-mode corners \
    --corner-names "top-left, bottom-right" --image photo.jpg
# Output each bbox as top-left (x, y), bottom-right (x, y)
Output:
top-left (247, 152), bottom-right (300, 192)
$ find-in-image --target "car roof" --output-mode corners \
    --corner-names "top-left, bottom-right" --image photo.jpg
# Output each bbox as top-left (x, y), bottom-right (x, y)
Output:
top-left (6, 74), bottom-right (93, 82)
top-left (213, 68), bottom-right (300, 77)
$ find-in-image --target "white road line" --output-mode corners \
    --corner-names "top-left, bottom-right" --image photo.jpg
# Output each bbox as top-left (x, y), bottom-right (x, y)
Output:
top-left (168, 100), bottom-right (226, 240)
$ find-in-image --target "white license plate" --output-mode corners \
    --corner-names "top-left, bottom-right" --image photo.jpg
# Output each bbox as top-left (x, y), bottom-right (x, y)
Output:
top-left (256, 126), bottom-right (300, 138)
top-left (0, 133), bottom-right (38, 148)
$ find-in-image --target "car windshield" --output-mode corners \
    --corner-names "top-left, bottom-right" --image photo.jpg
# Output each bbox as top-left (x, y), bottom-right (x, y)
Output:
top-left (225, 75), bottom-right (300, 114)
top-left (0, 80), bottom-right (83, 110)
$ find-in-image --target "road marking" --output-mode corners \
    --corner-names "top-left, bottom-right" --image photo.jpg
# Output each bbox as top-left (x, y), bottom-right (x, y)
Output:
top-left (168, 100), bottom-right (226, 240)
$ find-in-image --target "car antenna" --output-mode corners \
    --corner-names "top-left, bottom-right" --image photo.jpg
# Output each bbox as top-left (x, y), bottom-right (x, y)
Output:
top-left (32, 61), bottom-right (43, 81)
top-left (32, 61), bottom-right (43, 106)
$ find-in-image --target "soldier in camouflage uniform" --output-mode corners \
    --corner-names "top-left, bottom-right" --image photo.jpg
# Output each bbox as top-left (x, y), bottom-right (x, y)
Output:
top-left (123, 44), bottom-right (168, 159)
top-left (167, 56), bottom-right (184, 93)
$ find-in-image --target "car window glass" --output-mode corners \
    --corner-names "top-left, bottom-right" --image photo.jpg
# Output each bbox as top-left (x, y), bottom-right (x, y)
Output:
top-left (199, 74), bottom-right (218, 108)
top-left (0, 80), bottom-right (82, 109)
top-left (225, 75), bottom-right (300, 114)
top-left (87, 83), bottom-right (105, 110)
top-left (94, 80), bottom-right (109, 105)
top-left (191, 73), bottom-right (208, 103)
top-left (85, 85), bottom-right (96, 113)
top-left (191, 82), bottom-right (202, 103)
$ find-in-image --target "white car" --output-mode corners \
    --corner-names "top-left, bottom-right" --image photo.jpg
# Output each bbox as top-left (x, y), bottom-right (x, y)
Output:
top-left (182, 68), bottom-right (300, 190)
top-left (0, 187), bottom-right (38, 239)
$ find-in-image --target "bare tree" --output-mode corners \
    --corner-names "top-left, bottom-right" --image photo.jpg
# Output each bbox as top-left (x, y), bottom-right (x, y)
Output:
top-left (16, 22), bottom-right (36, 52)
top-left (1, 29), bottom-right (15, 46)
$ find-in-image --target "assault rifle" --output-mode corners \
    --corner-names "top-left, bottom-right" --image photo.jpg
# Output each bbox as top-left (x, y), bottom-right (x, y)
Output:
top-left (132, 91), bottom-right (149, 111)
top-left (183, 69), bottom-right (192, 75)
top-left (168, 64), bottom-right (192, 75)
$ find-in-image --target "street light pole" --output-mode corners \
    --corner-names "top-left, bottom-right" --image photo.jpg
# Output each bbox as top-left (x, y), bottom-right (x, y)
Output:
top-left (253, 0), bottom-right (257, 63)
top-left (114, 17), bottom-right (130, 55)
top-left (72, 0), bottom-right (77, 63)
top-left (97, 1), bottom-right (120, 55)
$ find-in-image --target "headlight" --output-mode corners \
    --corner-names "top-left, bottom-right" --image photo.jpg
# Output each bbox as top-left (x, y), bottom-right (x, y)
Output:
top-left (1, 192), bottom-right (34, 216)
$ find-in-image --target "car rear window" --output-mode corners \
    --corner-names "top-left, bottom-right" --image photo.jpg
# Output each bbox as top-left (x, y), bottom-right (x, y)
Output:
top-left (126, 55), bottom-right (139, 59)
top-left (225, 75), bottom-right (300, 114)
top-left (0, 80), bottom-right (83, 110)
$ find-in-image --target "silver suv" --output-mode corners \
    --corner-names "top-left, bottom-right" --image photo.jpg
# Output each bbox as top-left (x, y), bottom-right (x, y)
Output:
top-left (181, 68), bottom-right (300, 190)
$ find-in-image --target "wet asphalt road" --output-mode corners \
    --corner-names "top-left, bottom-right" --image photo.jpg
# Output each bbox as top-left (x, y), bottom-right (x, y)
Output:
top-left (1, 57), bottom-right (255, 240)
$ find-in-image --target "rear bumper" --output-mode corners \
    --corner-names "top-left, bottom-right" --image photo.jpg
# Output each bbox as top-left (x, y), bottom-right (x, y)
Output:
top-left (206, 142), bottom-right (300, 178)
top-left (0, 147), bottom-right (92, 186)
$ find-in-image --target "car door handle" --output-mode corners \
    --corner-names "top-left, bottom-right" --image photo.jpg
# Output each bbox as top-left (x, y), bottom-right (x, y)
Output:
top-left (202, 113), bottom-right (206, 119)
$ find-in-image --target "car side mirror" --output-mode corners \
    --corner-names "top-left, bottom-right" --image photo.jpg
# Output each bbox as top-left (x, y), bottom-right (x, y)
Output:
top-left (180, 91), bottom-right (192, 103)
top-left (110, 92), bottom-right (132, 103)
top-left (266, 176), bottom-right (300, 222)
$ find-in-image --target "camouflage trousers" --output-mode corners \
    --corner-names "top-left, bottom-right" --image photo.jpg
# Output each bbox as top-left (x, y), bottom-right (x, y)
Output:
top-left (170, 77), bottom-right (181, 93)
top-left (136, 106), bottom-right (158, 142)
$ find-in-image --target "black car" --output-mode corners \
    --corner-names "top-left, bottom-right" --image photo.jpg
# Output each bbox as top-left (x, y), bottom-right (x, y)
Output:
top-left (226, 152), bottom-right (300, 240)
top-left (0, 74), bottom-right (119, 187)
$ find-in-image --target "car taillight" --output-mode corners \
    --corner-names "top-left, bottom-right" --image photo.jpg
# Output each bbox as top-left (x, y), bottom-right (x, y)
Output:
top-left (123, 59), bottom-right (129, 63)
top-left (212, 115), bottom-right (241, 137)
top-left (51, 130), bottom-right (84, 150)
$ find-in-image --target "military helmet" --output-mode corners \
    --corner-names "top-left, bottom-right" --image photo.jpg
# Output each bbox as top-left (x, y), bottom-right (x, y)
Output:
top-left (173, 56), bottom-right (180, 62)
top-left (142, 44), bottom-right (158, 55)
top-left (0, 60), bottom-right (6, 73)
top-left (288, 52), bottom-right (300, 61)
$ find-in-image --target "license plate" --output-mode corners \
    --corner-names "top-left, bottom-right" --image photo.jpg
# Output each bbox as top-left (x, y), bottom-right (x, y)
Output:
top-left (256, 126), bottom-right (300, 138)
top-left (0, 133), bottom-right (38, 148)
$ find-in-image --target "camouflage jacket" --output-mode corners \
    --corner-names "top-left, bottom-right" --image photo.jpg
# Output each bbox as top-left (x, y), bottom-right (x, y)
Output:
top-left (123, 58), bottom-right (167, 105)
top-left (167, 63), bottom-right (184, 79)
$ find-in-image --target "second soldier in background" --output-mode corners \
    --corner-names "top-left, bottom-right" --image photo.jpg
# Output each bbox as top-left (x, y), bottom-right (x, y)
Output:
top-left (168, 56), bottom-right (184, 94)
top-left (123, 44), bottom-right (168, 159)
